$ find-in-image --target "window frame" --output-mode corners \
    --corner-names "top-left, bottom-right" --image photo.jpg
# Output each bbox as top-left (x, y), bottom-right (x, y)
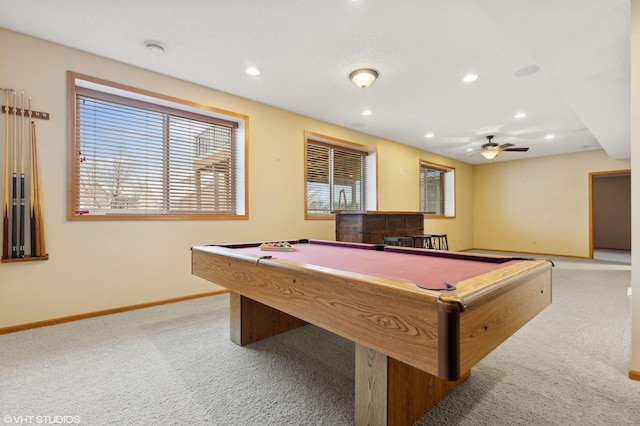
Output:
top-left (419, 160), bottom-right (455, 218)
top-left (66, 71), bottom-right (249, 221)
top-left (304, 132), bottom-right (375, 219)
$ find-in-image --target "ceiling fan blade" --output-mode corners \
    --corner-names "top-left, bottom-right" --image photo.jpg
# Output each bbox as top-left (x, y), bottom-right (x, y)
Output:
top-left (502, 147), bottom-right (529, 152)
top-left (498, 143), bottom-right (515, 149)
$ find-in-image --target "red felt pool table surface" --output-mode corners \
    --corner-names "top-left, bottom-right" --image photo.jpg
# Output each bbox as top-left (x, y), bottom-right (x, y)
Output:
top-left (232, 239), bottom-right (519, 290)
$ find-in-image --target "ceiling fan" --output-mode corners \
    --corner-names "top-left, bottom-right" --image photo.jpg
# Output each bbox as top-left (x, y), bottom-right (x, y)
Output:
top-left (480, 135), bottom-right (529, 160)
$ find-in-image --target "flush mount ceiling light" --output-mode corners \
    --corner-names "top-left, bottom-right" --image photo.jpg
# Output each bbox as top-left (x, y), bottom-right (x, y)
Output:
top-left (144, 40), bottom-right (166, 53)
top-left (349, 68), bottom-right (378, 88)
top-left (245, 67), bottom-right (261, 76)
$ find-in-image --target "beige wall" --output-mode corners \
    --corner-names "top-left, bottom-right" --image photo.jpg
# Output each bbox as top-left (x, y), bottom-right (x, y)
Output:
top-left (473, 150), bottom-right (630, 257)
top-left (0, 29), bottom-right (473, 329)
top-left (376, 140), bottom-right (476, 250)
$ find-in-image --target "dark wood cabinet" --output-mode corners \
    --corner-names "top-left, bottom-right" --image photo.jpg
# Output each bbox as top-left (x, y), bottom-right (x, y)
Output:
top-left (334, 211), bottom-right (424, 244)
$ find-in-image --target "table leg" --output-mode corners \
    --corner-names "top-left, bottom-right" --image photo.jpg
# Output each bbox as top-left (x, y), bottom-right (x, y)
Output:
top-left (229, 292), bottom-right (307, 345)
top-left (355, 343), bottom-right (469, 426)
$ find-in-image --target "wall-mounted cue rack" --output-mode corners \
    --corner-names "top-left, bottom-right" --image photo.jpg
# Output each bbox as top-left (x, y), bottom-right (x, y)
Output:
top-left (1, 88), bottom-right (49, 263)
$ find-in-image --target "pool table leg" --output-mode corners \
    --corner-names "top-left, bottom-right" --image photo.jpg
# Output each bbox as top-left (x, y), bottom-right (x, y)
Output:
top-left (229, 292), bottom-right (307, 345)
top-left (355, 343), bottom-right (469, 426)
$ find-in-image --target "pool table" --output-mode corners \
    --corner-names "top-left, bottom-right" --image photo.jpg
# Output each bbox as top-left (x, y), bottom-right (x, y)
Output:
top-left (191, 239), bottom-right (552, 426)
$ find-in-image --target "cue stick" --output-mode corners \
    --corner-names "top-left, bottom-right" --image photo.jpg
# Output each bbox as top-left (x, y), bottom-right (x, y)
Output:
top-left (30, 117), bottom-right (46, 257)
top-left (11, 91), bottom-right (17, 258)
top-left (29, 100), bottom-right (35, 257)
top-left (2, 89), bottom-right (9, 259)
top-left (18, 91), bottom-right (25, 257)
top-left (35, 121), bottom-right (46, 257)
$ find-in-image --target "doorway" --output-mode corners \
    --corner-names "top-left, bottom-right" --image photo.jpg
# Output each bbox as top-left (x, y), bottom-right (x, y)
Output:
top-left (590, 170), bottom-right (631, 262)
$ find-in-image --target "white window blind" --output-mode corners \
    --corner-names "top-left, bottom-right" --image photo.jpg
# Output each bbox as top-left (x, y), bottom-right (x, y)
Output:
top-left (420, 161), bottom-right (454, 216)
top-left (306, 141), bottom-right (367, 216)
top-left (71, 82), bottom-right (245, 218)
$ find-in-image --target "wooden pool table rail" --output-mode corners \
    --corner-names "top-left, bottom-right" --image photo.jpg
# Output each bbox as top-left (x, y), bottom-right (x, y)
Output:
top-left (191, 244), bottom-right (551, 381)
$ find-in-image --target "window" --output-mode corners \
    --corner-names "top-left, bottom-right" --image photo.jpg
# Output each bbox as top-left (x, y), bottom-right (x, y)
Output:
top-left (420, 161), bottom-right (455, 217)
top-left (67, 72), bottom-right (247, 220)
top-left (305, 133), bottom-right (375, 217)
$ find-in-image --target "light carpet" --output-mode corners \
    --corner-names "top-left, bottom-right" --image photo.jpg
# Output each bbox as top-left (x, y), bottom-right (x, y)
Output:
top-left (1, 254), bottom-right (638, 425)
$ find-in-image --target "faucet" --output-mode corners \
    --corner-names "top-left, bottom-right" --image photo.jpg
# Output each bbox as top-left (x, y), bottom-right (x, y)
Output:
top-left (338, 189), bottom-right (347, 210)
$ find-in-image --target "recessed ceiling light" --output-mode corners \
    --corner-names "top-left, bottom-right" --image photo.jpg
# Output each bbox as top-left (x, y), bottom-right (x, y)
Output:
top-left (544, 134), bottom-right (555, 140)
top-left (465, 148), bottom-right (474, 153)
top-left (514, 112), bottom-right (527, 119)
top-left (144, 40), bottom-right (166, 53)
top-left (462, 74), bottom-right (478, 83)
top-left (425, 133), bottom-right (434, 138)
top-left (361, 110), bottom-right (373, 116)
top-left (245, 67), bottom-right (261, 76)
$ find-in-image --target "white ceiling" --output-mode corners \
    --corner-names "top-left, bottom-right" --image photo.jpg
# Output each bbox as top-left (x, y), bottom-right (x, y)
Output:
top-left (0, 0), bottom-right (630, 164)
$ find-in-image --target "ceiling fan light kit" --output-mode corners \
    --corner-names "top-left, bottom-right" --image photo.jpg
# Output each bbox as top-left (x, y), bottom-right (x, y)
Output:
top-left (481, 149), bottom-right (499, 160)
